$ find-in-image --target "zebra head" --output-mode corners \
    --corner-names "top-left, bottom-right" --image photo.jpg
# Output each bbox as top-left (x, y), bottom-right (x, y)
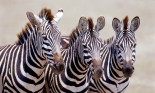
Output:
top-left (26, 8), bottom-right (65, 74)
top-left (112, 16), bottom-right (140, 78)
top-left (79, 16), bottom-right (105, 80)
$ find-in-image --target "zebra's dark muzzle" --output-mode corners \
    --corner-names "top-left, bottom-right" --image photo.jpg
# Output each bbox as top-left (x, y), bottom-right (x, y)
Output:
top-left (51, 52), bottom-right (65, 74)
top-left (122, 60), bottom-right (134, 78)
top-left (51, 62), bottom-right (65, 75)
top-left (92, 66), bottom-right (103, 80)
top-left (92, 59), bottom-right (103, 80)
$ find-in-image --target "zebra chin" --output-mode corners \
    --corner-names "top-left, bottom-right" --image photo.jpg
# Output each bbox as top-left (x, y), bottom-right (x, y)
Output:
top-left (122, 59), bottom-right (135, 78)
top-left (92, 66), bottom-right (103, 80)
top-left (50, 62), bottom-right (65, 75)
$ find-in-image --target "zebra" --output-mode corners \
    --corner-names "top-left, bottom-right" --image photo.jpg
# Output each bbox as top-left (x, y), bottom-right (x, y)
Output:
top-left (0, 8), bottom-right (65, 92)
top-left (88, 16), bottom-right (140, 93)
top-left (44, 16), bottom-right (105, 93)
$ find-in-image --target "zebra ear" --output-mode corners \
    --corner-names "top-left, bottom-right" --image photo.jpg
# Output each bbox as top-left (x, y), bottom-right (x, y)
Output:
top-left (78, 16), bottom-right (88, 34)
top-left (26, 12), bottom-right (42, 26)
top-left (53, 8), bottom-right (63, 23)
top-left (95, 16), bottom-right (105, 32)
top-left (130, 16), bottom-right (140, 32)
top-left (112, 18), bottom-right (121, 32)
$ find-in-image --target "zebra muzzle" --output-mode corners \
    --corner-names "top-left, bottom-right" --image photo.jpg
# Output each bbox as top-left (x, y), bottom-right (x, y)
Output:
top-left (52, 62), bottom-right (65, 75)
top-left (92, 59), bottom-right (103, 80)
top-left (92, 65), bottom-right (103, 80)
top-left (122, 60), bottom-right (134, 77)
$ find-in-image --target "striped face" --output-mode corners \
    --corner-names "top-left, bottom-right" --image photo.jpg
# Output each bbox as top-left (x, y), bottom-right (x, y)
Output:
top-left (26, 9), bottom-right (64, 73)
top-left (41, 20), bottom-right (62, 64)
top-left (82, 30), bottom-right (103, 79)
top-left (41, 20), bottom-right (65, 74)
top-left (112, 16), bottom-right (140, 77)
top-left (80, 17), bottom-right (105, 79)
top-left (82, 30), bottom-right (102, 65)
top-left (115, 31), bottom-right (136, 66)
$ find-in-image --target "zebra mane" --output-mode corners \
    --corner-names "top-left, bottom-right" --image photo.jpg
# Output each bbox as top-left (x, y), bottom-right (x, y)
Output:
top-left (68, 27), bottom-right (80, 47)
top-left (88, 17), bottom-right (94, 36)
top-left (39, 8), bottom-right (54, 21)
top-left (16, 22), bottom-right (35, 45)
top-left (123, 16), bottom-right (128, 30)
top-left (104, 36), bottom-right (114, 45)
top-left (15, 8), bottom-right (54, 45)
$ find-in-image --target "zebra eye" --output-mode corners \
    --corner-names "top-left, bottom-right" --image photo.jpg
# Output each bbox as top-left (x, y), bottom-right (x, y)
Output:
top-left (133, 43), bottom-right (136, 47)
top-left (116, 44), bottom-right (119, 48)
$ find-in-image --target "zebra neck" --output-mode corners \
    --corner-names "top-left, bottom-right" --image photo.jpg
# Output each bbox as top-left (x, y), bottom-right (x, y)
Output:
top-left (23, 31), bottom-right (46, 78)
top-left (64, 44), bottom-right (90, 81)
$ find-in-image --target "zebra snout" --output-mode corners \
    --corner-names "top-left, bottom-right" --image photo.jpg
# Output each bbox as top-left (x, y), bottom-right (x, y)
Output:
top-left (122, 61), bottom-right (134, 77)
top-left (52, 62), bottom-right (65, 75)
top-left (92, 58), bottom-right (103, 80)
top-left (53, 52), bottom-right (63, 62)
top-left (92, 66), bottom-right (103, 80)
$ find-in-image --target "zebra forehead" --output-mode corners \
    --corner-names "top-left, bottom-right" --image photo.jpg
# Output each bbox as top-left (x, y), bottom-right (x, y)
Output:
top-left (39, 8), bottom-right (54, 21)
top-left (68, 27), bottom-right (79, 43)
top-left (117, 36), bottom-right (136, 45)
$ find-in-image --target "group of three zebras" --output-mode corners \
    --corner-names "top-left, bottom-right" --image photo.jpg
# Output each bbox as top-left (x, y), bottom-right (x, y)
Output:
top-left (0, 8), bottom-right (140, 93)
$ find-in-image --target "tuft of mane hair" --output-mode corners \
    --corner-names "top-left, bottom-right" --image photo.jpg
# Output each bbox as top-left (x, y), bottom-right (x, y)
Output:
top-left (88, 17), bottom-right (94, 31)
top-left (104, 37), bottom-right (114, 45)
top-left (88, 17), bottom-right (94, 36)
top-left (123, 16), bottom-right (129, 30)
top-left (16, 23), bottom-right (35, 45)
top-left (67, 27), bottom-right (79, 47)
top-left (39, 8), bottom-right (54, 21)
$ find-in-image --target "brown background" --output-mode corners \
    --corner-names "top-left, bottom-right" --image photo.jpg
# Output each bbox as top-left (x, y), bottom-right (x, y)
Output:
top-left (0, 0), bottom-right (155, 92)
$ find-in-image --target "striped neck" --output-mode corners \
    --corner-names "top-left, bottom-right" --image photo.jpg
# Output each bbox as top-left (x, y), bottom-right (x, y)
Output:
top-left (64, 39), bottom-right (92, 82)
top-left (24, 28), bottom-right (47, 78)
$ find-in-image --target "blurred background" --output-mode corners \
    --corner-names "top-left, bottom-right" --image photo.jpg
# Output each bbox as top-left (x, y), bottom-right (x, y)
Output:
top-left (0, 0), bottom-right (155, 92)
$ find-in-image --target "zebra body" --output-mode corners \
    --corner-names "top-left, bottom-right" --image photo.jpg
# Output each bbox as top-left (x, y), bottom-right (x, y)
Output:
top-left (44, 17), bottom-right (105, 93)
top-left (0, 41), bottom-right (46, 92)
top-left (88, 16), bottom-right (140, 93)
top-left (0, 8), bottom-right (64, 92)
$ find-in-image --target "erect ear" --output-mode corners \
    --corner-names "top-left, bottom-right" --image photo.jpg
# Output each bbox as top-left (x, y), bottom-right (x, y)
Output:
top-left (26, 12), bottom-right (42, 26)
top-left (130, 16), bottom-right (140, 32)
top-left (95, 16), bottom-right (105, 32)
top-left (53, 8), bottom-right (63, 23)
top-left (78, 16), bottom-right (88, 34)
top-left (112, 18), bottom-right (121, 32)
